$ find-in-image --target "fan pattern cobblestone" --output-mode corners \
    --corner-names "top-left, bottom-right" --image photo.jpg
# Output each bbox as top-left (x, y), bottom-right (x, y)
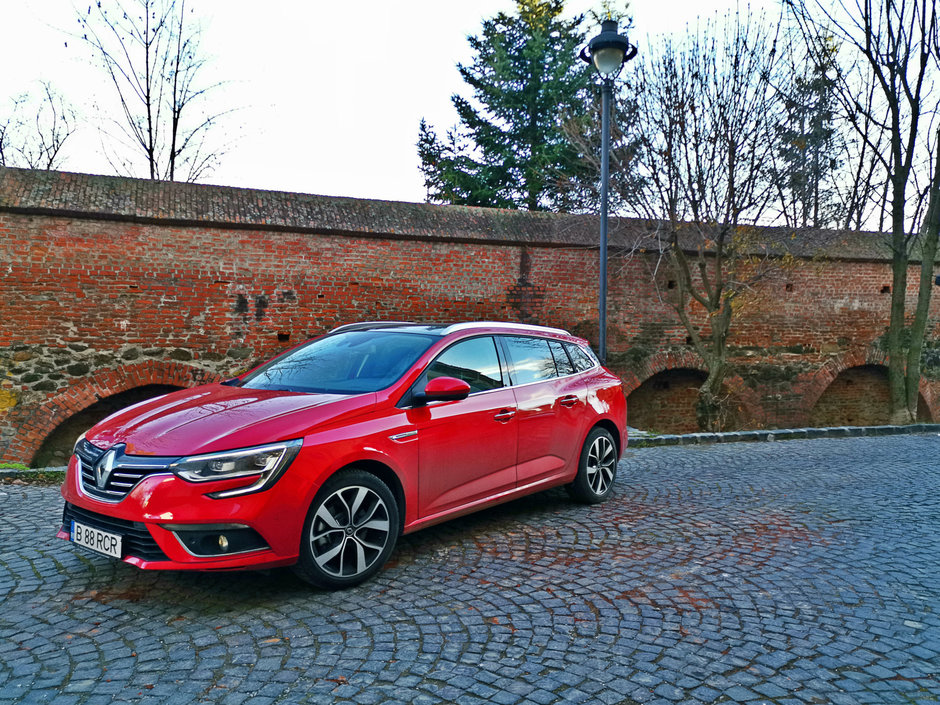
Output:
top-left (1, 435), bottom-right (938, 704)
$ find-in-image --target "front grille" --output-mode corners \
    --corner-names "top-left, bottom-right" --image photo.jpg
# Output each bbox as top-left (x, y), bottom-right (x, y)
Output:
top-left (63, 503), bottom-right (170, 562)
top-left (75, 439), bottom-right (176, 502)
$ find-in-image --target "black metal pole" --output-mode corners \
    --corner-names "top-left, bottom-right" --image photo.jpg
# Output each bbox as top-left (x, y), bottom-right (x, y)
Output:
top-left (599, 77), bottom-right (612, 364)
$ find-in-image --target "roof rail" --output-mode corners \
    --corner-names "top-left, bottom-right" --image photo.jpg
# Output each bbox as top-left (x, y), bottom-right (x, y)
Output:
top-left (442, 321), bottom-right (571, 336)
top-left (328, 321), bottom-right (417, 335)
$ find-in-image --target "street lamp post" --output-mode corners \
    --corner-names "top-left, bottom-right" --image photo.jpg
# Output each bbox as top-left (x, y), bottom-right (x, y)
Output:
top-left (580, 19), bottom-right (637, 363)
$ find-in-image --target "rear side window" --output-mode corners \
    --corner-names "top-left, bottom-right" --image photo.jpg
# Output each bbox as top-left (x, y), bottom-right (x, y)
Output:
top-left (564, 342), bottom-right (597, 372)
top-left (502, 336), bottom-right (557, 385)
top-left (549, 341), bottom-right (575, 376)
top-left (426, 337), bottom-right (503, 393)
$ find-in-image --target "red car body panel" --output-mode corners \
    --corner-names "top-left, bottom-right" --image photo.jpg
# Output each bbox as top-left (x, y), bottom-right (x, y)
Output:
top-left (412, 386), bottom-right (519, 518)
top-left (58, 323), bottom-right (627, 574)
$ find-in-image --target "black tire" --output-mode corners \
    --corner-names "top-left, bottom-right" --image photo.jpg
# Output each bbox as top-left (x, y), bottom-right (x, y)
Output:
top-left (293, 469), bottom-right (399, 590)
top-left (567, 427), bottom-right (618, 504)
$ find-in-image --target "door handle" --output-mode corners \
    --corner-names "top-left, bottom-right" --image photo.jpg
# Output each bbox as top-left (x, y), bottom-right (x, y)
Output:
top-left (494, 409), bottom-right (516, 422)
top-left (558, 395), bottom-right (579, 407)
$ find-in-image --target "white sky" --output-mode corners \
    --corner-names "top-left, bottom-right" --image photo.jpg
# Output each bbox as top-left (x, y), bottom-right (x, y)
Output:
top-left (2, 0), bottom-right (778, 203)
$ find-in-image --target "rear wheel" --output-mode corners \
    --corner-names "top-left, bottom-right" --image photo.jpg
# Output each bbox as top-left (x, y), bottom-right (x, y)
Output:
top-left (567, 427), bottom-right (618, 504)
top-left (293, 469), bottom-right (399, 590)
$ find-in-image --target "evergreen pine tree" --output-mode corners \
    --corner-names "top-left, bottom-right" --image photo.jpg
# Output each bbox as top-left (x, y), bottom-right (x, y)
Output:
top-left (417, 0), bottom-right (592, 211)
top-left (774, 43), bottom-right (843, 228)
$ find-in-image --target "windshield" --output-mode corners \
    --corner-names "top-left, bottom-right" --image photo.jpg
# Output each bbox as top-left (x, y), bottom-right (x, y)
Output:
top-left (240, 330), bottom-right (440, 394)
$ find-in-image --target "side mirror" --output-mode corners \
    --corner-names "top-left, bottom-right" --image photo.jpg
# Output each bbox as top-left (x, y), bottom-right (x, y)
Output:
top-left (414, 376), bottom-right (471, 405)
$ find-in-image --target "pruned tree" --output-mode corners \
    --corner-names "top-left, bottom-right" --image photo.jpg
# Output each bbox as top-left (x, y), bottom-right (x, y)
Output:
top-left (559, 83), bottom-right (644, 214)
top-left (417, 0), bottom-right (593, 211)
top-left (623, 12), bottom-right (787, 430)
top-left (0, 82), bottom-right (76, 170)
top-left (787, 0), bottom-right (940, 423)
top-left (77, 0), bottom-right (228, 181)
top-left (556, 6), bottom-right (643, 214)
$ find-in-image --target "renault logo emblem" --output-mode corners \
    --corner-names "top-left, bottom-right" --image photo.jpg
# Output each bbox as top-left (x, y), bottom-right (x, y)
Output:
top-left (95, 449), bottom-right (119, 490)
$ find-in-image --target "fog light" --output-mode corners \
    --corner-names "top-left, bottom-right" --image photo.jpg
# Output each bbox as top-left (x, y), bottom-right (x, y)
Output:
top-left (160, 524), bottom-right (268, 557)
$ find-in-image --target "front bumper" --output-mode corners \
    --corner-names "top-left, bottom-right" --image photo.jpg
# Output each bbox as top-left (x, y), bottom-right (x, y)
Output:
top-left (57, 453), bottom-right (314, 571)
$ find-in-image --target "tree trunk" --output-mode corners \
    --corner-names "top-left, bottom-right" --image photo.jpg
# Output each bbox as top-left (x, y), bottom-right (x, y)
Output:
top-left (903, 134), bottom-right (940, 420)
top-left (696, 363), bottom-right (729, 432)
top-left (886, 171), bottom-right (912, 424)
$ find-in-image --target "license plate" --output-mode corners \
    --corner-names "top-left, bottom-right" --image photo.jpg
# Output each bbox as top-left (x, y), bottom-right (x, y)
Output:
top-left (71, 521), bottom-right (122, 559)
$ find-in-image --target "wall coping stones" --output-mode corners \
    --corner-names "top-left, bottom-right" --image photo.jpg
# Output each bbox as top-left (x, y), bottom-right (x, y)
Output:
top-left (0, 166), bottom-right (896, 261)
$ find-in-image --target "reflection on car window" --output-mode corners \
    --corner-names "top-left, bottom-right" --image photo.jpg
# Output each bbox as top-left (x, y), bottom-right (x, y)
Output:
top-left (241, 331), bottom-right (438, 394)
top-left (504, 336), bottom-right (557, 385)
top-left (549, 341), bottom-right (575, 376)
top-left (427, 337), bottom-right (503, 393)
top-left (564, 343), bottom-right (596, 372)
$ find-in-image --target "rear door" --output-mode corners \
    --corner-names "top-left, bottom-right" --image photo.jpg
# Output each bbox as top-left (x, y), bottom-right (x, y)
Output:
top-left (500, 336), bottom-right (588, 485)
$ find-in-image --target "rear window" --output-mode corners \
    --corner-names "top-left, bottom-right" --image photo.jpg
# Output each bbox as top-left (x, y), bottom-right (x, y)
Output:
top-left (564, 342), bottom-right (598, 372)
top-left (241, 330), bottom-right (438, 394)
top-left (503, 336), bottom-right (557, 385)
top-left (549, 341), bottom-right (575, 376)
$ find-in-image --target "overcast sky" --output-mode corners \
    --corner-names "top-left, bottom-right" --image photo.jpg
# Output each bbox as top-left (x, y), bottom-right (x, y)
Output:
top-left (2, 0), bottom-right (778, 203)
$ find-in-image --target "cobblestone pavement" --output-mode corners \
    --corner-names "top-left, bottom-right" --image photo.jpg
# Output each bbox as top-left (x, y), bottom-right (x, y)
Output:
top-left (1, 435), bottom-right (939, 705)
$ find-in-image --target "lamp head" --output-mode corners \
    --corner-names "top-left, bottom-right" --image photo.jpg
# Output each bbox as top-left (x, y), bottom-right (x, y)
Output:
top-left (580, 19), bottom-right (637, 78)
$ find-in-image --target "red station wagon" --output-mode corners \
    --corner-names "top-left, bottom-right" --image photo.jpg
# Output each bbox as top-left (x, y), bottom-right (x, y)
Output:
top-left (58, 322), bottom-right (627, 589)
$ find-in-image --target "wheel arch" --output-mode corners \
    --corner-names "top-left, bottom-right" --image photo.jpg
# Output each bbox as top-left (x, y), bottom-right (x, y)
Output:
top-left (593, 418), bottom-right (623, 457)
top-left (340, 459), bottom-right (407, 535)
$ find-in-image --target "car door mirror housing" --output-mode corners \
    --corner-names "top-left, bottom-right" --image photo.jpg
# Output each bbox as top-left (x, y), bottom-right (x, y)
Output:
top-left (414, 376), bottom-right (471, 405)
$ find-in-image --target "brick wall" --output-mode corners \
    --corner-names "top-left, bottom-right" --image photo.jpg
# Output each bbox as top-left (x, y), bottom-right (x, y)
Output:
top-left (2, 167), bottom-right (939, 464)
top-left (809, 365), bottom-right (931, 427)
top-left (624, 369), bottom-right (708, 434)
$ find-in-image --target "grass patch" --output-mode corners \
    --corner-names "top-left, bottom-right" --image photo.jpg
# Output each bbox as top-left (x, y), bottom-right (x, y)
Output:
top-left (0, 470), bottom-right (66, 486)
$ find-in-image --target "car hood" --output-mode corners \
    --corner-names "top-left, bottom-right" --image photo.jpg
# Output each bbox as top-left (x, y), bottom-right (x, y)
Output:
top-left (84, 384), bottom-right (377, 456)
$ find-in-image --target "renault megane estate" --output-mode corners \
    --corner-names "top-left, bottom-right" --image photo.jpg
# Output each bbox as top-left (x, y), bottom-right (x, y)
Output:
top-left (59, 321), bottom-right (627, 589)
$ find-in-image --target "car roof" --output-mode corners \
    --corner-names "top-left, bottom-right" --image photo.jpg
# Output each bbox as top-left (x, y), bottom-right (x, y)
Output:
top-left (328, 320), bottom-right (578, 340)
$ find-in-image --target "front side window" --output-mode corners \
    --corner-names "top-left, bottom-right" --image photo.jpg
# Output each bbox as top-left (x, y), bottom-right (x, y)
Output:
top-left (426, 337), bottom-right (503, 393)
top-left (241, 331), bottom-right (439, 394)
top-left (502, 336), bottom-right (557, 385)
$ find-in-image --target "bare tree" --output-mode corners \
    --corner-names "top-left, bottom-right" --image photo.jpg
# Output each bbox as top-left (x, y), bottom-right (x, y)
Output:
top-left (787, 0), bottom-right (940, 423)
top-left (0, 82), bottom-right (76, 170)
top-left (78, 0), bottom-right (228, 181)
top-left (623, 12), bottom-right (787, 430)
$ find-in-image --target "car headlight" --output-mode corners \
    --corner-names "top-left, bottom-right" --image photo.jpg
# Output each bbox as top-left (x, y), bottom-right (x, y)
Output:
top-left (169, 439), bottom-right (303, 499)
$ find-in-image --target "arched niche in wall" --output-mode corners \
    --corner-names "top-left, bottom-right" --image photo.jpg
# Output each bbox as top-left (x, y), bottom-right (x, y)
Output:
top-left (809, 364), bottom-right (931, 427)
top-left (627, 368), bottom-right (723, 434)
top-left (30, 384), bottom-right (183, 468)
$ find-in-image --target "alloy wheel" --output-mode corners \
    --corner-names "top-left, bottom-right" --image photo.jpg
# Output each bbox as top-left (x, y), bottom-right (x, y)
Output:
top-left (309, 485), bottom-right (392, 578)
top-left (586, 434), bottom-right (617, 495)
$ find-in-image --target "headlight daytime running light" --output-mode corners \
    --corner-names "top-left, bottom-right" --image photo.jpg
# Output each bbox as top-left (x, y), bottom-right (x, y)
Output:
top-left (170, 439), bottom-right (303, 499)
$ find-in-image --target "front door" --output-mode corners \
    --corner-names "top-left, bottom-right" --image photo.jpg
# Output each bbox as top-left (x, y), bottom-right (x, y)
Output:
top-left (409, 336), bottom-right (518, 519)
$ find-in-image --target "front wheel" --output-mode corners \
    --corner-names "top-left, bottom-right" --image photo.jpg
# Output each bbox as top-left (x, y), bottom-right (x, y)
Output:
top-left (567, 427), bottom-right (618, 504)
top-left (293, 469), bottom-right (399, 590)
